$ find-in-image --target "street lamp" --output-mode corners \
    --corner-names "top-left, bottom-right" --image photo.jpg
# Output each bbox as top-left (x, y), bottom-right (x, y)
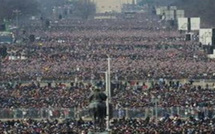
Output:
top-left (106, 56), bottom-right (111, 132)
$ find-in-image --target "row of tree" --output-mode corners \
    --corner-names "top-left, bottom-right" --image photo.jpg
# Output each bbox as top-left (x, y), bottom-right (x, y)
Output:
top-left (0, 0), bottom-right (96, 23)
top-left (71, 0), bottom-right (96, 20)
top-left (137, 0), bottom-right (177, 6)
top-left (138, 0), bottom-right (215, 27)
top-left (173, 0), bottom-right (215, 27)
top-left (138, 0), bottom-right (215, 26)
top-left (0, 0), bottom-right (40, 22)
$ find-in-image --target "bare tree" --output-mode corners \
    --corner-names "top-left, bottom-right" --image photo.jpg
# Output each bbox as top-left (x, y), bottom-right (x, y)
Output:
top-left (72, 0), bottom-right (96, 20)
top-left (0, 0), bottom-right (39, 22)
top-left (174, 0), bottom-right (215, 27)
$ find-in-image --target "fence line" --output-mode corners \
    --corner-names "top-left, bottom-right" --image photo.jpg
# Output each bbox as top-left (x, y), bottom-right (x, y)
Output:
top-left (0, 106), bottom-right (213, 120)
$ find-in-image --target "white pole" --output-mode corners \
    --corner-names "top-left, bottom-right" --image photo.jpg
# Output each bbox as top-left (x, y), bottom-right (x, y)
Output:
top-left (155, 99), bottom-right (158, 125)
top-left (107, 57), bottom-right (111, 101)
top-left (105, 72), bottom-right (110, 131)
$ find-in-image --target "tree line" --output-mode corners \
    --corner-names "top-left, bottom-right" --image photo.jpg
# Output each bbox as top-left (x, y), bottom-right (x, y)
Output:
top-left (0, 0), bottom-right (40, 22)
top-left (138, 0), bottom-right (215, 26)
top-left (173, 0), bottom-right (215, 27)
top-left (0, 0), bottom-right (96, 23)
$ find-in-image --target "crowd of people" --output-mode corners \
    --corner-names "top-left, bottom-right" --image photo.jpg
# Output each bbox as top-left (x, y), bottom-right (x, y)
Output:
top-left (0, 79), bottom-right (214, 118)
top-left (1, 12), bottom-right (213, 81)
top-left (111, 116), bottom-right (215, 134)
top-left (0, 9), bottom-right (215, 133)
top-left (1, 116), bottom-right (215, 133)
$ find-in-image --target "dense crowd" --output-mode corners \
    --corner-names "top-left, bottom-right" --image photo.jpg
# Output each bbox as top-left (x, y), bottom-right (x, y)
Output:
top-left (1, 12), bottom-right (213, 81)
top-left (0, 10), bottom-right (215, 133)
top-left (0, 118), bottom-right (93, 134)
top-left (0, 79), bottom-right (214, 112)
top-left (111, 116), bottom-right (215, 134)
top-left (1, 116), bottom-right (215, 133)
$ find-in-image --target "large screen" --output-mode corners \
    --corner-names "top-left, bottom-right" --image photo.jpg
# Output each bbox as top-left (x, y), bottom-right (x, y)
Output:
top-left (178, 18), bottom-right (188, 30)
top-left (191, 17), bottom-right (200, 30)
top-left (199, 29), bottom-right (212, 45)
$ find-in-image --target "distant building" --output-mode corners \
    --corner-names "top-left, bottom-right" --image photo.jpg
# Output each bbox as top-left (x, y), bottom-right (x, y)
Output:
top-left (91, 0), bottom-right (136, 13)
